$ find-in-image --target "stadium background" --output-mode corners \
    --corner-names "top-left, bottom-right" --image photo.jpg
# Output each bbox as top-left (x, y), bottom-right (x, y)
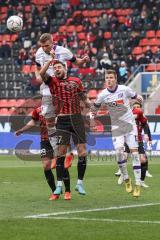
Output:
top-left (0, 0), bottom-right (160, 153)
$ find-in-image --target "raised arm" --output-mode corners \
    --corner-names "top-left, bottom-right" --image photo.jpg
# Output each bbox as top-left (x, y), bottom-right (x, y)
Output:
top-left (15, 119), bottom-right (36, 136)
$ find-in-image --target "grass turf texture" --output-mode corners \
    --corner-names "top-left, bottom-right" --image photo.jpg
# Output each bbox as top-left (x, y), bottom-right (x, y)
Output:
top-left (0, 155), bottom-right (160, 240)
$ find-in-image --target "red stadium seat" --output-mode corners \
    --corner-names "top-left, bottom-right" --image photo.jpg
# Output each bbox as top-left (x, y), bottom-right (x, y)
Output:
top-left (156, 63), bottom-right (160, 71)
top-left (118, 16), bottom-right (126, 24)
top-left (30, 65), bottom-right (36, 72)
top-left (145, 64), bottom-right (156, 72)
top-left (7, 99), bottom-right (17, 107)
top-left (22, 65), bottom-right (31, 74)
top-left (2, 34), bottom-right (11, 42)
top-left (132, 47), bottom-right (143, 55)
top-left (82, 10), bottom-right (90, 17)
top-left (24, 5), bottom-right (31, 12)
top-left (151, 46), bottom-right (158, 54)
top-left (16, 99), bottom-right (26, 107)
top-left (104, 32), bottom-right (112, 39)
top-left (139, 38), bottom-right (150, 46)
top-left (59, 25), bottom-right (66, 33)
top-left (146, 30), bottom-right (156, 38)
top-left (75, 25), bottom-right (83, 32)
top-left (10, 34), bottom-right (18, 42)
top-left (0, 108), bottom-right (9, 115)
top-left (66, 25), bottom-right (75, 33)
top-left (0, 6), bottom-right (8, 13)
top-left (156, 30), bottom-right (160, 38)
top-left (77, 32), bottom-right (86, 40)
top-left (0, 100), bottom-right (8, 107)
top-left (89, 17), bottom-right (98, 24)
top-left (149, 38), bottom-right (160, 46)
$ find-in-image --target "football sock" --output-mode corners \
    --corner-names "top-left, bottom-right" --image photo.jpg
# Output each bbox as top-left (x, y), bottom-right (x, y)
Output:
top-left (63, 168), bottom-right (70, 192)
top-left (141, 162), bottom-right (147, 181)
top-left (116, 149), bottom-right (128, 180)
top-left (44, 169), bottom-right (56, 193)
top-left (56, 156), bottom-right (65, 181)
top-left (132, 152), bottom-right (141, 185)
top-left (77, 156), bottom-right (87, 180)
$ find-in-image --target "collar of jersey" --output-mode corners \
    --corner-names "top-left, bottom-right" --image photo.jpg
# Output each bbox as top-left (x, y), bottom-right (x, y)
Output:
top-left (107, 84), bottom-right (118, 93)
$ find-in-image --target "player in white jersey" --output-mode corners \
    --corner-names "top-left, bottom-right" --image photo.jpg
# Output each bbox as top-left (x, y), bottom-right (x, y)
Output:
top-left (92, 69), bottom-right (142, 197)
top-left (35, 33), bottom-right (89, 149)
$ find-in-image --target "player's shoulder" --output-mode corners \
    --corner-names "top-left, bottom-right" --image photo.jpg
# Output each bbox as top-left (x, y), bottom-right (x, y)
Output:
top-left (55, 45), bottom-right (67, 53)
top-left (118, 85), bottom-right (128, 91)
top-left (68, 76), bottom-right (81, 82)
top-left (35, 47), bottom-right (44, 58)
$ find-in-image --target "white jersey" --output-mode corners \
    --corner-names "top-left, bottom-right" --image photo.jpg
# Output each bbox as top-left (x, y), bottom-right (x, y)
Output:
top-left (35, 45), bottom-right (74, 96)
top-left (95, 85), bottom-right (137, 136)
top-left (35, 45), bottom-right (73, 76)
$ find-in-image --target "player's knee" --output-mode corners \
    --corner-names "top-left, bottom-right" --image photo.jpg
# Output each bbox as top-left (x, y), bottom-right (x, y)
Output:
top-left (77, 144), bottom-right (87, 156)
top-left (140, 154), bottom-right (146, 163)
top-left (116, 147), bottom-right (125, 162)
top-left (42, 159), bottom-right (51, 170)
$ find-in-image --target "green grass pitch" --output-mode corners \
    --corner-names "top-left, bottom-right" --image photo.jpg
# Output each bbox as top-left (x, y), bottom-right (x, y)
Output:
top-left (0, 155), bottom-right (160, 240)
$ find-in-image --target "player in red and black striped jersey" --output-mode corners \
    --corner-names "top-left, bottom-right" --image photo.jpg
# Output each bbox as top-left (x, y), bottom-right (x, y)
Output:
top-left (40, 60), bottom-right (90, 195)
top-left (15, 107), bottom-right (71, 200)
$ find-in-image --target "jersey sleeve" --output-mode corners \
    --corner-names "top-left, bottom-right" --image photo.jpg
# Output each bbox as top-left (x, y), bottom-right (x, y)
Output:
top-left (35, 50), bottom-right (41, 67)
top-left (94, 92), bottom-right (104, 108)
top-left (62, 47), bottom-right (74, 61)
top-left (125, 86), bottom-right (137, 99)
top-left (32, 109), bottom-right (39, 121)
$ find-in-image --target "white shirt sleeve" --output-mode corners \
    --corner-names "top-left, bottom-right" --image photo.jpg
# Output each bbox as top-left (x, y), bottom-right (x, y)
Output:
top-left (125, 86), bottom-right (137, 99)
top-left (60, 46), bottom-right (74, 61)
top-left (94, 92), bottom-right (104, 107)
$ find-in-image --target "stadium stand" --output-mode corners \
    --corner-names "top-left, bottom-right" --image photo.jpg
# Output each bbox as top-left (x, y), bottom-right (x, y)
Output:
top-left (0, 0), bottom-right (160, 114)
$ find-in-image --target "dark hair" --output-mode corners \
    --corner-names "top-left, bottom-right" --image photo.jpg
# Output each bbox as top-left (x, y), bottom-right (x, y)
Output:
top-left (39, 33), bottom-right (52, 43)
top-left (52, 60), bottom-right (66, 67)
top-left (133, 101), bottom-right (142, 107)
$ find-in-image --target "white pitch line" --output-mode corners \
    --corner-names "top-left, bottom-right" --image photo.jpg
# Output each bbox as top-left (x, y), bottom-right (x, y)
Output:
top-left (25, 202), bottom-right (160, 219)
top-left (37, 216), bottom-right (160, 224)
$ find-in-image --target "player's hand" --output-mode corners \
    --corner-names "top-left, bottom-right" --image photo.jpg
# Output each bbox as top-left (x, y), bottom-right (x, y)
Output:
top-left (82, 55), bottom-right (90, 63)
top-left (144, 134), bottom-right (149, 142)
top-left (15, 130), bottom-right (23, 136)
top-left (50, 50), bottom-right (55, 60)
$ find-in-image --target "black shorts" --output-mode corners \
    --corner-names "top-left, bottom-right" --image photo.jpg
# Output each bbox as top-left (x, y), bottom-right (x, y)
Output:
top-left (56, 114), bottom-right (86, 145)
top-left (124, 142), bottom-right (145, 154)
top-left (40, 140), bottom-right (54, 159)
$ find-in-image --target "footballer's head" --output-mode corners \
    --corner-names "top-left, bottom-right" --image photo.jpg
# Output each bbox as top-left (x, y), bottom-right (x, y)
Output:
top-left (39, 33), bottom-right (53, 54)
top-left (52, 60), bottom-right (67, 79)
top-left (133, 101), bottom-right (142, 109)
top-left (105, 69), bottom-right (117, 90)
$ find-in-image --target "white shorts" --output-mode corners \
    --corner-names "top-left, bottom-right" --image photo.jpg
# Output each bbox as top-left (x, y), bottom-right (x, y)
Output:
top-left (40, 83), bottom-right (56, 119)
top-left (112, 126), bottom-right (138, 150)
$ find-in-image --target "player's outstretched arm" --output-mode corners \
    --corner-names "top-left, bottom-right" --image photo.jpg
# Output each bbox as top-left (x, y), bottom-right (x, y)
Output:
top-left (39, 60), bottom-right (52, 81)
top-left (15, 119), bottom-right (36, 136)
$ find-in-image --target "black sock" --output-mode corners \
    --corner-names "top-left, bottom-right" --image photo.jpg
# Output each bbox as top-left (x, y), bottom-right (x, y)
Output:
top-left (56, 156), bottom-right (65, 181)
top-left (77, 156), bottom-right (87, 180)
top-left (141, 162), bottom-right (147, 181)
top-left (146, 158), bottom-right (148, 171)
top-left (44, 169), bottom-right (56, 192)
top-left (63, 168), bottom-right (70, 192)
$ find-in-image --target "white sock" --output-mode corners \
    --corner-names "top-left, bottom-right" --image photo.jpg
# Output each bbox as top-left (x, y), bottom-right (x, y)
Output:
top-left (77, 179), bottom-right (83, 185)
top-left (57, 181), bottom-right (62, 187)
top-left (132, 152), bottom-right (141, 185)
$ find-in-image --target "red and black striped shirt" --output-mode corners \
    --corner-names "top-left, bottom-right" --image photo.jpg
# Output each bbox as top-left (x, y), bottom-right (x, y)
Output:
top-left (133, 107), bottom-right (147, 142)
top-left (46, 76), bottom-right (84, 115)
top-left (32, 107), bottom-right (49, 141)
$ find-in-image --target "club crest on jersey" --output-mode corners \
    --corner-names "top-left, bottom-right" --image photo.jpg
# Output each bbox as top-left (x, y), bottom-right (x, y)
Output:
top-left (108, 99), bottom-right (124, 107)
top-left (118, 93), bottom-right (123, 98)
